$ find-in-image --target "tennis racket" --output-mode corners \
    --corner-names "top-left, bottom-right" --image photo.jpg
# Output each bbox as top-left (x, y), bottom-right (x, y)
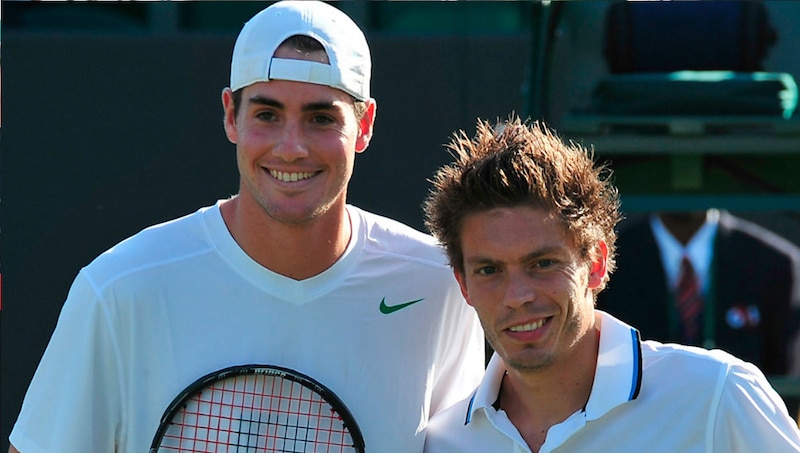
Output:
top-left (150, 364), bottom-right (365, 453)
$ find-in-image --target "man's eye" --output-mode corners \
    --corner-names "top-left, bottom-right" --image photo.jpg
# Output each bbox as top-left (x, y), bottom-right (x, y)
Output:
top-left (256, 111), bottom-right (278, 122)
top-left (535, 259), bottom-right (555, 269)
top-left (311, 114), bottom-right (335, 125)
top-left (476, 266), bottom-right (498, 276)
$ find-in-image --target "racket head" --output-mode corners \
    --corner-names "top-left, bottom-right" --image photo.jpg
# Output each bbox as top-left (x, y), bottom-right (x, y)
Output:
top-left (150, 364), bottom-right (365, 453)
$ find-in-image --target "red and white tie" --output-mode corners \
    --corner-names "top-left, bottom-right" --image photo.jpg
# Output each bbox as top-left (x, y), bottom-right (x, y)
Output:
top-left (676, 256), bottom-right (703, 344)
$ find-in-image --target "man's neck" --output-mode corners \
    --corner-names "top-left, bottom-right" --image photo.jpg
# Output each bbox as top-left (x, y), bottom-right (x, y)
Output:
top-left (219, 195), bottom-right (352, 280)
top-left (499, 327), bottom-right (599, 452)
top-left (658, 210), bottom-right (709, 246)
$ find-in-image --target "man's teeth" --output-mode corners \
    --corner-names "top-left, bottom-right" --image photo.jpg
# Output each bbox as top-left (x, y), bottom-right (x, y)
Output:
top-left (510, 319), bottom-right (545, 332)
top-left (271, 170), bottom-right (314, 182)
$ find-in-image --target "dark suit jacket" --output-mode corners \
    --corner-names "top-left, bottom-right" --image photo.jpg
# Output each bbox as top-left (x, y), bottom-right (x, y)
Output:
top-left (597, 211), bottom-right (800, 377)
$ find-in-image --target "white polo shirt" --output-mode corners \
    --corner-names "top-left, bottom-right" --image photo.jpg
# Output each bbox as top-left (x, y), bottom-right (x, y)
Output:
top-left (424, 311), bottom-right (800, 453)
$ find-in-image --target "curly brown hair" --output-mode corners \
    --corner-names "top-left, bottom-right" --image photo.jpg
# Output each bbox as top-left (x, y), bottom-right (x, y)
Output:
top-left (423, 116), bottom-right (621, 294)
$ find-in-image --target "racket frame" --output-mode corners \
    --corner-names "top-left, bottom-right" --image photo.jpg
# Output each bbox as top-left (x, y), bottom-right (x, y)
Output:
top-left (149, 364), bottom-right (365, 453)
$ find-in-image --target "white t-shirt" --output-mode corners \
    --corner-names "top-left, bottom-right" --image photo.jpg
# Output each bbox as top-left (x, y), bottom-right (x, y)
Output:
top-left (10, 202), bottom-right (485, 453)
top-left (424, 311), bottom-right (800, 453)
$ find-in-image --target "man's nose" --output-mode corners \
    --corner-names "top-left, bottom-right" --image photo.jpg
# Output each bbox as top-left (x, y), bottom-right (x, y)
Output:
top-left (503, 272), bottom-right (537, 309)
top-left (273, 122), bottom-right (309, 162)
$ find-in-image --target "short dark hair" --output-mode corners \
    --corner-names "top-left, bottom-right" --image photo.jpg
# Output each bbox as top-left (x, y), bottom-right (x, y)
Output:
top-left (423, 116), bottom-right (621, 294)
top-left (231, 35), bottom-right (367, 119)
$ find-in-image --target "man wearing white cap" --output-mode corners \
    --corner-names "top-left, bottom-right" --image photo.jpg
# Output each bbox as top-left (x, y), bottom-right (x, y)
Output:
top-left (7, 2), bottom-right (484, 452)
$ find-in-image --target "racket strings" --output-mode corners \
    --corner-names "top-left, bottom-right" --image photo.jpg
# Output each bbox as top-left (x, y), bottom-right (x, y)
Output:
top-left (157, 373), bottom-right (357, 452)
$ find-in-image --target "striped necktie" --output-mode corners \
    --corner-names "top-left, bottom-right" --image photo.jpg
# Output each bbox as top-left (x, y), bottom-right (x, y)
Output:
top-left (675, 256), bottom-right (703, 345)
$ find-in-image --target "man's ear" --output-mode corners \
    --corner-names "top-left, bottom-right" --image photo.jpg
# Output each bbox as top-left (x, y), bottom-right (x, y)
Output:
top-left (588, 240), bottom-right (608, 289)
top-left (221, 87), bottom-right (238, 144)
top-left (453, 269), bottom-right (473, 306)
top-left (355, 99), bottom-right (377, 154)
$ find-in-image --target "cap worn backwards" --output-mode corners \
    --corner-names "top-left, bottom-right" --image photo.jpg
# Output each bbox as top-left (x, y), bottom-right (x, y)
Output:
top-left (230, 0), bottom-right (371, 101)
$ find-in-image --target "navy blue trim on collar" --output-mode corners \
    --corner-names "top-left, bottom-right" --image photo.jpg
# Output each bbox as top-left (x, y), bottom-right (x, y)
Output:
top-left (464, 390), bottom-right (477, 425)
top-left (629, 328), bottom-right (643, 401)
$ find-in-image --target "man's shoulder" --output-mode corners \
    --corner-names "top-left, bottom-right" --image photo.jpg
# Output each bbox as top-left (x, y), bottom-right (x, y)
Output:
top-left (351, 205), bottom-right (450, 266)
top-left (640, 339), bottom-right (761, 383)
top-left (85, 205), bottom-right (215, 281)
top-left (643, 339), bottom-right (740, 362)
top-left (353, 206), bottom-right (435, 241)
top-left (426, 392), bottom-right (474, 439)
top-left (425, 389), bottom-right (512, 453)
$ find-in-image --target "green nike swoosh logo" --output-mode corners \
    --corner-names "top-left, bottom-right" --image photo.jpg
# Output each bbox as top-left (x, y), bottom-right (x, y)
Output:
top-left (379, 297), bottom-right (424, 314)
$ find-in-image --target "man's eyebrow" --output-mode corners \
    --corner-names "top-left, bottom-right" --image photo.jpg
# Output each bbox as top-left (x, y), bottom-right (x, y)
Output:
top-left (247, 95), bottom-right (283, 109)
top-left (521, 246), bottom-right (565, 262)
top-left (462, 255), bottom-right (496, 266)
top-left (302, 101), bottom-right (340, 112)
top-left (463, 245), bottom-right (565, 265)
top-left (246, 95), bottom-right (339, 113)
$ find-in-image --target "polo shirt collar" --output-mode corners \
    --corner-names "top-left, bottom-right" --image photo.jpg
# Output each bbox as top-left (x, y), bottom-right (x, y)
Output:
top-left (464, 311), bottom-right (643, 425)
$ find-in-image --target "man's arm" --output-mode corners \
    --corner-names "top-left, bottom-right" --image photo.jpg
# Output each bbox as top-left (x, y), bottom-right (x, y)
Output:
top-left (9, 445), bottom-right (20, 453)
top-left (714, 361), bottom-right (800, 451)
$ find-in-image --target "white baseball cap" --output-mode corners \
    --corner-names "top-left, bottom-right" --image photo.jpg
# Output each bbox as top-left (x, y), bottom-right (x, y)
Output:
top-left (230, 0), bottom-right (371, 101)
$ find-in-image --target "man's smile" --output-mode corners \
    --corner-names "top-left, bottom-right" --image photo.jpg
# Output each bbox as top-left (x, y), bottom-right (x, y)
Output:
top-left (269, 169), bottom-right (317, 182)
top-left (509, 318), bottom-right (547, 333)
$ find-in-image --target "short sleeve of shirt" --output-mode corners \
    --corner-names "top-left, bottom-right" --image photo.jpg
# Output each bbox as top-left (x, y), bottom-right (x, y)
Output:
top-left (10, 271), bottom-right (123, 452)
top-left (712, 360), bottom-right (800, 452)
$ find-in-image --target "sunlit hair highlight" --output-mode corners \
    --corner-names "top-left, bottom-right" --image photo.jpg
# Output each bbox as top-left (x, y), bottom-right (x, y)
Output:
top-left (423, 116), bottom-right (621, 295)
